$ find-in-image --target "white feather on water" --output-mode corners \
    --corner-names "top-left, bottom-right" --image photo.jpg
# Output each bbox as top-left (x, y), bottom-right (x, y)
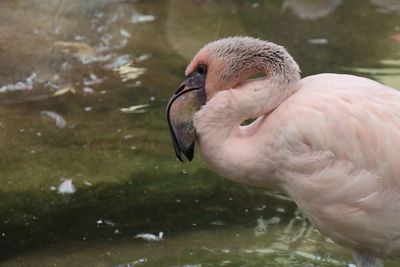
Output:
top-left (57, 179), bottom-right (76, 194)
top-left (0, 73), bottom-right (37, 93)
top-left (41, 111), bottom-right (67, 129)
top-left (134, 232), bottom-right (163, 241)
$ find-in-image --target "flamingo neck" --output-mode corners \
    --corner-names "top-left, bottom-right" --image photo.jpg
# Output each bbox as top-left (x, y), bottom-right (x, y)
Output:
top-left (193, 72), bottom-right (300, 187)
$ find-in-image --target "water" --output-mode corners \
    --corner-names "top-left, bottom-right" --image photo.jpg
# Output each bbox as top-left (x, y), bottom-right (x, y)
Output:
top-left (0, 0), bottom-right (399, 266)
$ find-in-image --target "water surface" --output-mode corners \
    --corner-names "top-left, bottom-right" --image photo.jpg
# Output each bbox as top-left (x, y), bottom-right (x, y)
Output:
top-left (0, 0), bottom-right (399, 266)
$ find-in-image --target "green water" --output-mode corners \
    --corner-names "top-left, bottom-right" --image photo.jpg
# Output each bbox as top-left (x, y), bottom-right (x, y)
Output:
top-left (0, 0), bottom-right (399, 266)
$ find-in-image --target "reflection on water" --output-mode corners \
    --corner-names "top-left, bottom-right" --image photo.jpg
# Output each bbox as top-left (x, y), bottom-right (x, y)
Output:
top-left (0, 0), bottom-right (399, 266)
top-left (282, 0), bottom-right (343, 20)
top-left (0, 207), bottom-right (350, 267)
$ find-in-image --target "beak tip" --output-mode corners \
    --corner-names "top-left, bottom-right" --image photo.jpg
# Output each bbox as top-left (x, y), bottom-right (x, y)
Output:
top-left (184, 143), bottom-right (195, 162)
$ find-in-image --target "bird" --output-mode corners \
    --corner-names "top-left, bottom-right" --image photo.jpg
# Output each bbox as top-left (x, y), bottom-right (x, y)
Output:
top-left (166, 36), bottom-right (400, 267)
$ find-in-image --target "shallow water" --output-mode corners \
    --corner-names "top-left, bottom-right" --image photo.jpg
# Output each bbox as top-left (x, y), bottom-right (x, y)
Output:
top-left (0, 0), bottom-right (399, 266)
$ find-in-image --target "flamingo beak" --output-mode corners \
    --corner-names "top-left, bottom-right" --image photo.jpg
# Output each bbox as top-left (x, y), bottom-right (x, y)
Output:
top-left (166, 71), bottom-right (206, 162)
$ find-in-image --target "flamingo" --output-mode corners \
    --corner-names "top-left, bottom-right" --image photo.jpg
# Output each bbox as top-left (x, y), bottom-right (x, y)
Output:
top-left (166, 36), bottom-right (400, 267)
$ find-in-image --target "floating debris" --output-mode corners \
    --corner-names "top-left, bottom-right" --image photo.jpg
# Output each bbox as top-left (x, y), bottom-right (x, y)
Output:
top-left (0, 73), bottom-right (36, 93)
top-left (308, 38), bottom-right (329, 45)
top-left (104, 219), bottom-right (116, 226)
top-left (114, 229), bottom-right (121, 234)
top-left (135, 232), bottom-right (163, 241)
top-left (131, 13), bottom-right (155, 24)
top-left (83, 180), bottom-right (92, 186)
top-left (81, 54), bottom-right (112, 65)
top-left (61, 61), bottom-right (71, 71)
top-left (120, 104), bottom-right (149, 114)
top-left (53, 85), bottom-right (76, 96)
top-left (54, 41), bottom-right (113, 64)
top-left (137, 54), bottom-right (151, 62)
top-left (57, 179), bottom-right (76, 194)
top-left (104, 54), bottom-right (146, 82)
top-left (53, 41), bottom-right (94, 54)
top-left (84, 106), bottom-right (93, 112)
top-left (94, 12), bottom-right (104, 18)
top-left (104, 54), bottom-right (132, 70)
top-left (113, 38), bottom-right (129, 49)
top-left (107, 14), bottom-right (119, 24)
top-left (74, 35), bottom-right (86, 41)
top-left (54, 41), bottom-right (95, 62)
top-left (83, 87), bottom-right (94, 94)
top-left (84, 73), bottom-right (105, 86)
top-left (120, 29), bottom-right (131, 38)
top-left (115, 65), bottom-right (146, 82)
top-left (97, 219), bottom-right (116, 227)
top-left (210, 220), bottom-right (224, 226)
top-left (123, 134), bottom-right (133, 140)
top-left (41, 111), bottom-right (67, 129)
top-left (244, 248), bottom-right (275, 255)
top-left (113, 258), bottom-right (148, 267)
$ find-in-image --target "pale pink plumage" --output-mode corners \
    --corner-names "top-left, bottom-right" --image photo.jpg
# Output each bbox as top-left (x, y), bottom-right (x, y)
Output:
top-left (171, 36), bottom-right (400, 266)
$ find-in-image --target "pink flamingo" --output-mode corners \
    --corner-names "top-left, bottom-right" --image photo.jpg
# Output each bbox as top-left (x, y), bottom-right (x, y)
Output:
top-left (166, 36), bottom-right (400, 267)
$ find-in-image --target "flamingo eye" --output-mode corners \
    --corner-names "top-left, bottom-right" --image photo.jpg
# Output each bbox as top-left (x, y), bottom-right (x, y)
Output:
top-left (197, 64), bottom-right (207, 75)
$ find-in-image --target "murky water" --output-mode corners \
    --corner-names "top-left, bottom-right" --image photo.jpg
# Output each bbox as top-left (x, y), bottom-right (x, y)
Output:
top-left (0, 0), bottom-right (399, 266)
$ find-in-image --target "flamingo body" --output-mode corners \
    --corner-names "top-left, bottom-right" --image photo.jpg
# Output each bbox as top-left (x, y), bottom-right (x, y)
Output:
top-left (166, 37), bottom-right (400, 266)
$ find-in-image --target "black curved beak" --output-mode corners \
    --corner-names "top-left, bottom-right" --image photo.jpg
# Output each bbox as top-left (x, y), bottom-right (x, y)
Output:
top-left (166, 70), bottom-right (206, 162)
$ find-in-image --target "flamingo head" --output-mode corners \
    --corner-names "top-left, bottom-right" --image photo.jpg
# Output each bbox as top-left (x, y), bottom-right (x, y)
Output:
top-left (166, 36), bottom-right (293, 162)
